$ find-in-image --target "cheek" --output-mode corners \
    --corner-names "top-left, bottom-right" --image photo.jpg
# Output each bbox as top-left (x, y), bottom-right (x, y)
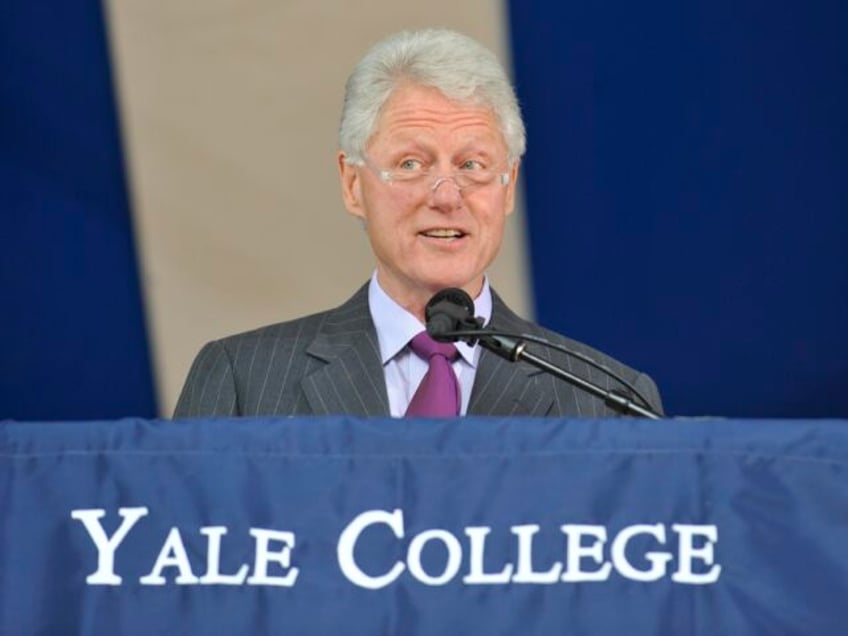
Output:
top-left (393, 188), bottom-right (423, 211)
top-left (367, 187), bottom-right (420, 218)
top-left (470, 193), bottom-right (510, 229)
top-left (362, 194), bottom-right (418, 247)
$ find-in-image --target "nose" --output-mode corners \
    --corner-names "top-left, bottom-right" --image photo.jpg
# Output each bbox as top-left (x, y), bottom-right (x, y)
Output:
top-left (429, 176), bottom-right (463, 211)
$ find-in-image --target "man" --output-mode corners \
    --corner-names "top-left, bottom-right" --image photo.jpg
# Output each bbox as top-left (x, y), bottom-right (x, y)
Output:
top-left (174, 29), bottom-right (662, 418)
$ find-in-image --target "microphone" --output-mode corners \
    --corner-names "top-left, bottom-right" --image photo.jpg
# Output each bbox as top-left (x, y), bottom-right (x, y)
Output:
top-left (424, 288), bottom-right (661, 419)
top-left (425, 288), bottom-right (482, 336)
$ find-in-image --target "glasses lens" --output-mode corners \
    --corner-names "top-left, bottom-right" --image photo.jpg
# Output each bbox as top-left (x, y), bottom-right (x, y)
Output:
top-left (458, 172), bottom-right (495, 187)
top-left (371, 161), bottom-right (505, 193)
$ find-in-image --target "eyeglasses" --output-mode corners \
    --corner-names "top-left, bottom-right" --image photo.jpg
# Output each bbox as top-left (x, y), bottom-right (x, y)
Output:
top-left (360, 157), bottom-right (511, 195)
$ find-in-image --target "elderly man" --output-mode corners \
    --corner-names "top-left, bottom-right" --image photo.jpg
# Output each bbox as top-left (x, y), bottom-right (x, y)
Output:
top-left (174, 29), bottom-right (662, 418)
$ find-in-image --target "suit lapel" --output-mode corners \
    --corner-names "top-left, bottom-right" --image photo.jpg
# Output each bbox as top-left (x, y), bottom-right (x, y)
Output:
top-left (467, 292), bottom-right (554, 416)
top-left (297, 285), bottom-right (552, 417)
top-left (468, 350), bottom-right (553, 416)
top-left (301, 286), bottom-right (390, 416)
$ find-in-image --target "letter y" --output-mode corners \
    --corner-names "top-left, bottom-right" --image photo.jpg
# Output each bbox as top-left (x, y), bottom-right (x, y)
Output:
top-left (71, 507), bottom-right (149, 584)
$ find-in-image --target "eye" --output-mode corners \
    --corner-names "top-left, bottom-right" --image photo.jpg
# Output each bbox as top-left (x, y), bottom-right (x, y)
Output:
top-left (459, 159), bottom-right (485, 171)
top-left (399, 158), bottom-right (425, 171)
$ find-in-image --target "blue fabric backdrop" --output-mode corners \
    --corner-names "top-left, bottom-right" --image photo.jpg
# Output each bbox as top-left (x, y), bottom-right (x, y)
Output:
top-left (0, 2), bottom-right (156, 419)
top-left (508, 1), bottom-right (848, 417)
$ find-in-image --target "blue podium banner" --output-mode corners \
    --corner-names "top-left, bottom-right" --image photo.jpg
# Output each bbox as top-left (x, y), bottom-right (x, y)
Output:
top-left (1, 417), bottom-right (846, 634)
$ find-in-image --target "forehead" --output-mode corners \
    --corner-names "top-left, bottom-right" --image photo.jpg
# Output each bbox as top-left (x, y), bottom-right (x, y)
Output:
top-left (369, 84), bottom-right (505, 149)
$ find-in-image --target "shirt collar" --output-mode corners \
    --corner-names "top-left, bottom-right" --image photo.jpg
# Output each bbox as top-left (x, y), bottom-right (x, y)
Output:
top-left (368, 272), bottom-right (493, 367)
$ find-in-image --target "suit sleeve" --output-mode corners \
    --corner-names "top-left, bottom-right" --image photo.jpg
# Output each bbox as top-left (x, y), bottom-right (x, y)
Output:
top-left (173, 340), bottom-right (239, 418)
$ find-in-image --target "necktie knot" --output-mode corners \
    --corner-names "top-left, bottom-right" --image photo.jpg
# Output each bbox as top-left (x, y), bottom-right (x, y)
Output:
top-left (409, 332), bottom-right (459, 362)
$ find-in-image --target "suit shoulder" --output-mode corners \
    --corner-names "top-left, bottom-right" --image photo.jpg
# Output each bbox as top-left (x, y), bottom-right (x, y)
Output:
top-left (490, 292), bottom-right (663, 413)
top-left (491, 294), bottom-right (637, 375)
top-left (528, 320), bottom-right (634, 373)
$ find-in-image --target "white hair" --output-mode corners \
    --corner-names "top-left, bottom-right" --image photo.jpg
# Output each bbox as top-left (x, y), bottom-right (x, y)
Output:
top-left (339, 29), bottom-right (526, 164)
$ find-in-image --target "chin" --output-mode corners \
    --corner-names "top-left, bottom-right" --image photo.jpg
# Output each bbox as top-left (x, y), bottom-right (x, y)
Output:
top-left (422, 274), bottom-right (480, 295)
top-left (410, 261), bottom-right (485, 296)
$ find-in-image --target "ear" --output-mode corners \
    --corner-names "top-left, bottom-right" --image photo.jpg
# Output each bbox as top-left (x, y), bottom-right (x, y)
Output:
top-left (338, 152), bottom-right (365, 220)
top-left (504, 159), bottom-right (521, 216)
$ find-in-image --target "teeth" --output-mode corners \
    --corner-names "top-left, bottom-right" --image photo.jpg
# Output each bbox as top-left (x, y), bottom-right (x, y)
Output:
top-left (423, 229), bottom-right (464, 238)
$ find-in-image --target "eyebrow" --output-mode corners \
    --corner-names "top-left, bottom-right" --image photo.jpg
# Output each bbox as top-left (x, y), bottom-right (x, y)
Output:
top-left (381, 136), bottom-right (503, 158)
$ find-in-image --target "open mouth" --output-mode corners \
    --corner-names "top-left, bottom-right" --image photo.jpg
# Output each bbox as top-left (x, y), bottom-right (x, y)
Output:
top-left (420, 229), bottom-right (467, 240)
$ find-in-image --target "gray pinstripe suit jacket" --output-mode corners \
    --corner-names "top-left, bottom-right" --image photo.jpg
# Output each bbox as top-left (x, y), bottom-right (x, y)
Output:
top-left (173, 284), bottom-right (663, 418)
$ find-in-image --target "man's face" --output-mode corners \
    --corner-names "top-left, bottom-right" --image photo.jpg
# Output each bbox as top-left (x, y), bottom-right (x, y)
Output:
top-left (339, 84), bottom-right (519, 314)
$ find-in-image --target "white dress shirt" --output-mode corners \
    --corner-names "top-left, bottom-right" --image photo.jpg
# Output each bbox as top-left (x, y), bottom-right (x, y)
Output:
top-left (368, 273), bottom-right (492, 417)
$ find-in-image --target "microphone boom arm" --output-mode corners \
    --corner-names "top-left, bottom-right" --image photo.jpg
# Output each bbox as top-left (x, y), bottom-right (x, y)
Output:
top-left (442, 329), bottom-right (661, 419)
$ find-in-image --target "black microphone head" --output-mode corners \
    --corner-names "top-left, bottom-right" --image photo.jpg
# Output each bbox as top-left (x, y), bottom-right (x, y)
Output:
top-left (425, 288), bottom-right (476, 341)
top-left (425, 288), bottom-right (474, 322)
top-left (426, 313), bottom-right (457, 340)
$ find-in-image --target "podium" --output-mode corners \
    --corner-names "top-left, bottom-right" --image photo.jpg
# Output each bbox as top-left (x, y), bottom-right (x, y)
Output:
top-left (1, 416), bottom-right (846, 634)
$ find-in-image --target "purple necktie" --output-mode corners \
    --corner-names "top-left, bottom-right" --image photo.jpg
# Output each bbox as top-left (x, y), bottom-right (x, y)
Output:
top-left (405, 331), bottom-right (461, 417)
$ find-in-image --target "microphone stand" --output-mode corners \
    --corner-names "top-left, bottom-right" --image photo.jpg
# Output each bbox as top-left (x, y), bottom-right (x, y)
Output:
top-left (441, 329), bottom-right (661, 420)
